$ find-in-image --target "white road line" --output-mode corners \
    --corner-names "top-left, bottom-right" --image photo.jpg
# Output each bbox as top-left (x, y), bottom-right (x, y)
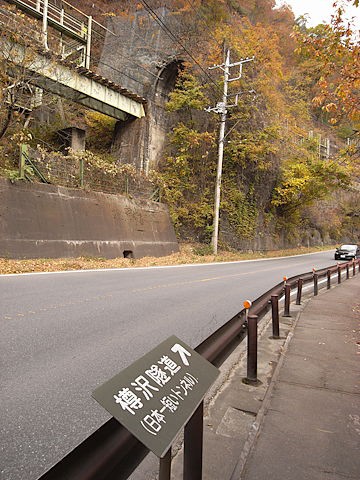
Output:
top-left (0, 250), bottom-right (334, 278)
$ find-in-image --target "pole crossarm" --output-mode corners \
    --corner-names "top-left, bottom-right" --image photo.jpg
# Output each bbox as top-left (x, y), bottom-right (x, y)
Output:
top-left (227, 57), bottom-right (254, 82)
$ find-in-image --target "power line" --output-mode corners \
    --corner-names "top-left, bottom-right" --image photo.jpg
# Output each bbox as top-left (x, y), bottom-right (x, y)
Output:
top-left (77, 0), bottom-right (223, 97)
top-left (64, 0), bottom-right (223, 97)
top-left (95, 58), bottom-right (148, 88)
top-left (183, 0), bottom-right (221, 46)
top-left (86, 2), bottom-right (174, 61)
top-left (206, 51), bottom-right (254, 255)
top-left (139, 0), bottom-right (223, 97)
top-left (96, 39), bottom-right (161, 82)
top-left (4, 0), bottom-right (151, 91)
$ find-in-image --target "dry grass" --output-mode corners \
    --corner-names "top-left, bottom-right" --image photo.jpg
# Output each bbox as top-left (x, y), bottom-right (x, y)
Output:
top-left (0, 243), bottom-right (336, 275)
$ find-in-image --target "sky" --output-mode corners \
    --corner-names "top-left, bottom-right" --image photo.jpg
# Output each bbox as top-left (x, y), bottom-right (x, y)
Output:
top-left (276, 0), bottom-right (360, 27)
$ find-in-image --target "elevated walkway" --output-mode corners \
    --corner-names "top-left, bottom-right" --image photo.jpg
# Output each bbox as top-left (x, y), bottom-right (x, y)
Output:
top-left (0, 0), bottom-right (147, 121)
top-left (0, 36), bottom-right (146, 120)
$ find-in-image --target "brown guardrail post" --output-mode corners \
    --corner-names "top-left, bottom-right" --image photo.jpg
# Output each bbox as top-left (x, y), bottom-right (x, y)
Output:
top-left (327, 270), bottom-right (331, 289)
top-left (283, 284), bottom-right (291, 317)
top-left (37, 265), bottom-right (354, 480)
top-left (337, 265), bottom-right (341, 284)
top-left (183, 401), bottom-right (203, 480)
top-left (159, 448), bottom-right (172, 480)
top-left (296, 278), bottom-right (303, 305)
top-left (346, 264), bottom-right (350, 279)
top-left (242, 315), bottom-right (261, 385)
top-left (353, 260), bottom-right (356, 277)
top-left (313, 273), bottom-right (318, 296)
top-left (271, 295), bottom-right (280, 338)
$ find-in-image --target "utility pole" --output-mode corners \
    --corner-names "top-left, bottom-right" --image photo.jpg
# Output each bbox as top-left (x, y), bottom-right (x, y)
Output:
top-left (206, 50), bottom-right (253, 254)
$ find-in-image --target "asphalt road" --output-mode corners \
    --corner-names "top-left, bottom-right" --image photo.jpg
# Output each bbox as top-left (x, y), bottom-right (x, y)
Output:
top-left (0, 250), bottom-right (337, 480)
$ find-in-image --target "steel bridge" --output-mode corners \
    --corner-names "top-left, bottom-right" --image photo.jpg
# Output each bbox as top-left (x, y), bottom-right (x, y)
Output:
top-left (0, 0), bottom-right (146, 120)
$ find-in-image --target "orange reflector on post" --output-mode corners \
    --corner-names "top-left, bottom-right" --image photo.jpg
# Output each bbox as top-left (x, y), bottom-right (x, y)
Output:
top-left (243, 300), bottom-right (252, 310)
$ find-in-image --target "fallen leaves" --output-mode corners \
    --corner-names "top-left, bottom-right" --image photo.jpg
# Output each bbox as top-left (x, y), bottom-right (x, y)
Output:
top-left (0, 244), bottom-right (337, 275)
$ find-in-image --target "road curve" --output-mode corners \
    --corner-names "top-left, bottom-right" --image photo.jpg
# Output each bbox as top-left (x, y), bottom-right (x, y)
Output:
top-left (0, 250), bottom-right (336, 480)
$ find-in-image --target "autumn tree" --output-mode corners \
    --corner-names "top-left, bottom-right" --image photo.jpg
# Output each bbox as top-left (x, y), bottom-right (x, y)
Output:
top-left (272, 139), bottom-right (351, 214)
top-left (294, 0), bottom-right (359, 126)
top-left (0, 5), bottom-right (44, 139)
top-left (156, 0), bottom-right (356, 245)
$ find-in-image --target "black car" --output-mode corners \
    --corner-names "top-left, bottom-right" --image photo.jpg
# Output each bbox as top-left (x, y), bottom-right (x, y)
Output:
top-left (334, 244), bottom-right (360, 260)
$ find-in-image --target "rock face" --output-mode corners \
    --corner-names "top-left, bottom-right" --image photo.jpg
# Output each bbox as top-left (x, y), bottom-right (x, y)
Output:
top-left (99, 7), bottom-right (182, 172)
top-left (0, 178), bottom-right (179, 259)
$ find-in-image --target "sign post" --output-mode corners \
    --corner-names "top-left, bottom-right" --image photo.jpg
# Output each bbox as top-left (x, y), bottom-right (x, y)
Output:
top-left (92, 335), bottom-right (219, 471)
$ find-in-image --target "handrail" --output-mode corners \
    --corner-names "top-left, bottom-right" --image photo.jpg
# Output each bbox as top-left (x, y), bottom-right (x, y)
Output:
top-left (37, 257), bottom-right (360, 479)
top-left (23, 150), bottom-right (50, 184)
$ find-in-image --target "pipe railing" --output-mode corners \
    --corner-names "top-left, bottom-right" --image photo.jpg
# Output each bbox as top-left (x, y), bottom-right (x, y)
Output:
top-left (38, 257), bottom-right (360, 480)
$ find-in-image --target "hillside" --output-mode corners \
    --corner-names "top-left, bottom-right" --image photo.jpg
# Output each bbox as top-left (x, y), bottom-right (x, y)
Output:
top-left (0, 0), bottom-right (358, 252)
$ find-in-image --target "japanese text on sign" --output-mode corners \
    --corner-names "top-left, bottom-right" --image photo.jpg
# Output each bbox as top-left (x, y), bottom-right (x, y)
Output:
top-left (92, 336), bottom-right (219, 458)
top-left (112, 344), bottom-right (198, 437)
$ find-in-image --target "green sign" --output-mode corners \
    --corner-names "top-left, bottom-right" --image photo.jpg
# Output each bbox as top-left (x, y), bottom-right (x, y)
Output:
top-left (92, 335), bottom-right (219, 458)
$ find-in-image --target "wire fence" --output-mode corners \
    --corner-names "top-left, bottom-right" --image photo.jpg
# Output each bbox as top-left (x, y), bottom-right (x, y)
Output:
top-left (21, 144), bottom-right (160, 200)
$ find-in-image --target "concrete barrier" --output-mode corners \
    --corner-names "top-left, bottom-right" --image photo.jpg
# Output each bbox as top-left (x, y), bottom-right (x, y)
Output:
top-left (0, 178), bottom-right (179, 259)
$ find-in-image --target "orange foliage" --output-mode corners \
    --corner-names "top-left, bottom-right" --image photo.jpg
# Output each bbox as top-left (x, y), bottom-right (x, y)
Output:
top-left (294, 2), bottom-right (360, 124)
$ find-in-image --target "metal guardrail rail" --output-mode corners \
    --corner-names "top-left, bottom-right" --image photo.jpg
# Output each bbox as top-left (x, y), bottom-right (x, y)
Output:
top-left (37, 257), bottom-right (360, 480)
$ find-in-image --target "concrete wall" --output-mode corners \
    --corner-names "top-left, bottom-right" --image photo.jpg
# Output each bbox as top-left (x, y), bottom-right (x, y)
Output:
top-left (100, 8), bottom-right (181, 98)
top-left (100, 8), bottom-right (182, 171)
top-left (0, 178), bottom-right (179, 259)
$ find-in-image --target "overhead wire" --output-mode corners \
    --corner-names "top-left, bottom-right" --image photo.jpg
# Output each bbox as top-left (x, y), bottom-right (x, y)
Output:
top-left (56, 0), bottom-right (225, 97)
top-left (183, 0), bottom-right (222, 46)
top-left (4, 0), bottom-right (152, 91)
top-left (77, 3), bottom-right (181, 92)
top-left (70, 0), bottom-right (223, 97)
top-left (94, 24), bottom-right (172, 80)
top-left (87, 2), bottom-right (174, 64)
top-left (182, 0), bottom-right (256, 100)
top-left (94, 58), bottom-right (149, 88)
top-left (139, 0), bottom-right (223, 97)
top-left (87, 18), bottom-right (161, 87)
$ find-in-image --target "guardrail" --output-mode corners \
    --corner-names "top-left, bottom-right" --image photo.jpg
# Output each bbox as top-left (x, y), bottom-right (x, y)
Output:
top-left (38, 257), bottom-right (360, 480)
